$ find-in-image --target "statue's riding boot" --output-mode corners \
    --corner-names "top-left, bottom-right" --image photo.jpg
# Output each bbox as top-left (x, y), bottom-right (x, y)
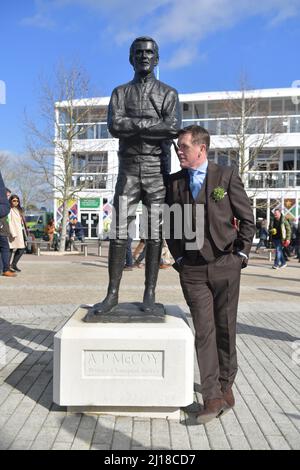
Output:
top-left (142, 240), bottom-right (163, 312)
top-left (93, 239), bottom-right (127, 314)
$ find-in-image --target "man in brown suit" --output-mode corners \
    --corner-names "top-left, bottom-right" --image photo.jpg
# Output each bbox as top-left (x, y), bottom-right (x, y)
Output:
top-left (166, 125), bottom-right (255, 424)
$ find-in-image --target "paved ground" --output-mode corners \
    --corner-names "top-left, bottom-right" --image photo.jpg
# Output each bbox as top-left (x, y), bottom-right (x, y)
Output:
top-left (0, 246), bottom-right (299, 450)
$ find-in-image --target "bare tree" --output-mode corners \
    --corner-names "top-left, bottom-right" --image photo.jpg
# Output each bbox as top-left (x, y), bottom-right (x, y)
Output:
top-left (12, 161), bottom-right (50, 210)
top-left (211, 78), bottom-right (286, 216)
top-left (216, 79), bottom-right (282, 185)
top-left (0, 151), bottom-right (47, 209)
top-left (0, 151), bottom-right (13, 184)
top-left (25, 63), bottom-right (103, 251)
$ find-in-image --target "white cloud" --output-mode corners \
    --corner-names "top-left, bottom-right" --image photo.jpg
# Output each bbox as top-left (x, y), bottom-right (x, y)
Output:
top-left (0, 80), bottom-right (6, 104)
top-left (21, 0), bottom-right (300, 68)
top-left (151, 0), bottom-right (300, 46)
top-left (164, 45), bottom-right (199, 69)
top-left (21, 0), bottom-right (56, 29)
top-left (20, 13), bottom-right (55, 29)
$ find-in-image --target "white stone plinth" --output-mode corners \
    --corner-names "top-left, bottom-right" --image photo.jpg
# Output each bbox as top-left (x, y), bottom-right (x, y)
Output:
top-left (53, 305), bottom-right (194, 419)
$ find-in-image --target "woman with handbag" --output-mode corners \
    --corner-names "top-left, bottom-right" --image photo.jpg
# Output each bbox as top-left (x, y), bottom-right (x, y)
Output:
top-left (8, 194), bottom-right (27, 272)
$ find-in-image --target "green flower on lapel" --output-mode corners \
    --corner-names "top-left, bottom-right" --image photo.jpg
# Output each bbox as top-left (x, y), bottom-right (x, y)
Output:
top-left (211, 186), bottom-right (227, 202)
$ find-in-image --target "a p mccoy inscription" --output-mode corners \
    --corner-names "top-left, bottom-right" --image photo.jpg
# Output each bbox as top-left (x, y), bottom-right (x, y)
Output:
top-left (84, 350), bottom-right (164, 377)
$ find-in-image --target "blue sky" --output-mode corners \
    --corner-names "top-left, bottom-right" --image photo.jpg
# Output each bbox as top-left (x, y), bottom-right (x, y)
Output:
top-left (0, 0), bottom-right (300, 156)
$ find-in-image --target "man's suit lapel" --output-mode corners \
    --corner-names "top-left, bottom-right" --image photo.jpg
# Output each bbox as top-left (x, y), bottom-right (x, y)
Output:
top-left (206, 162), bottom-right (222, 216)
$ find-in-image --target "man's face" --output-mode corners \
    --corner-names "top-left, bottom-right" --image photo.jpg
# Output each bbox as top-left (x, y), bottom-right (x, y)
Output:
top-left (274, 210), bottom-right (281, 220)
top-left (177, 132), bottom-right (207, 169)
top-left (132, 41), bottom-right (157, 75)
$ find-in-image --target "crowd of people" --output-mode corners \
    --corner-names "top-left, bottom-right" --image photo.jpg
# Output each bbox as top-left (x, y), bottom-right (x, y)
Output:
top-left (0, 183), bottom-right (89, 276)
top-left (256, 209), bottom-right (300, 268)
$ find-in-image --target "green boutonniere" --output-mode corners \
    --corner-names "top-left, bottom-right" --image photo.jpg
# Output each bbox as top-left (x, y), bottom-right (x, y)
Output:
top-left (212, 186), bottom-right (227, 202)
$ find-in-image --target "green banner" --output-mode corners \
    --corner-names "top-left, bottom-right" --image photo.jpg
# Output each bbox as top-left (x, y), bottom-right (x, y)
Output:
top-left (80, 198), bottom-right (101, 209)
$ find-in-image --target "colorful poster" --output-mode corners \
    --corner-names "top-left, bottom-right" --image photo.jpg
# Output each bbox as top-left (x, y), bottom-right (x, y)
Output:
top-left (101, 198), bottom-right (113, 239)
top-left (284, 198), bottom-right (296, 220)
top-left (56, 199), bottom-right (78, 225)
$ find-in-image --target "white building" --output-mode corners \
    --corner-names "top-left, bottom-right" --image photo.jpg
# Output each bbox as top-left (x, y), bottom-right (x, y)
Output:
top-left (54, 87), bottom-right (300, 239)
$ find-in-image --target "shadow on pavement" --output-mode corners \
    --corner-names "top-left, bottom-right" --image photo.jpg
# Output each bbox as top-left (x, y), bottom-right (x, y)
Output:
top-left (237, 321), bottom-right (299, 342)
top-left (257, 288), bottom-right (300, 298)
top-left (1, 317), bottom-right (57, 410)
top-left (0, 317), bottom-right (167, 449)
top-left (243, 272), bottom-right (300, 282)
top-left (78, 262), bottom-right (108, 268)
top-left (284, 413), bottom-right (300, 421)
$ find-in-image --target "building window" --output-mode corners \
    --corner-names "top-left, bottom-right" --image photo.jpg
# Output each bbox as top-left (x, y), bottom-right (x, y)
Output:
top-left (208, 151), bottom-right (215, 162)
top-left (296, 150), bottom-right (300, 185)
top-left (72, 154), bottom-right (86, 171)
top-left (217, 151), bottom-right (228, 167)
top-left (88, 107), bottom-right (107, 122)
top-left (267, 117), bottom-right (285, 133)
top-left (182, 102), bottom-right (190, 119)
top-left (270, 98), bottom-right (283, 116)
top-left (257, 99), bottom-right (269, 116)
top-left (297, 149), bottom-right (300, 170)
top-left (77, 124), bottom-right (93, 139)
top-left (221, 118), bottom-right (239, 135)
top-left (283, 150), bottom-right (295, 171)
top-left (284, 98), bottom-right (297, 115)
top-left (207, 101), bottom-right (220, 118)
top-left (224, 99), bottom-right (241, 118)
top-left (96, 123), bottom-right (109, 139)
top-left (194, 102), bottom-right (205, 118)
top-left (250, 149), bottom-right (279, 171)
top-left (87, 153), bottom-right (108, 173)
top-left (290, 117), bottom-right (300, 133)
top-left (76, 108), bottom-right (91, 123)
top-left (72, 152), bottom-right (108, 173)
top-left (206, 120), bottom-right (218, 135)
top-left (59, 109), bottom-right (78, 124)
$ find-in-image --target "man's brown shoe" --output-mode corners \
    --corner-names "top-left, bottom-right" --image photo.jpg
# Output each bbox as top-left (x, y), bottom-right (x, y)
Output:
top-left (219, 388), bottom-right (235, 417)
top-left (196, 398), bottom-right (227, 425)
top-left (2, 271), bottom-right (17, 277)
top-left (223, 388), bottom-right (235, 408)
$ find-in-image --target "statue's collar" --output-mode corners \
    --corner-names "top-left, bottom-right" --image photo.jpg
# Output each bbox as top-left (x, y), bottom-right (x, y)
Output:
top-left (132, 72), bottom-right (156, 84)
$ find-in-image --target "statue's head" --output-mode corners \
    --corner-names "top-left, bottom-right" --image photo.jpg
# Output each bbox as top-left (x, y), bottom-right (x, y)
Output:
top-left (129, 36), bottom-right (159, 75)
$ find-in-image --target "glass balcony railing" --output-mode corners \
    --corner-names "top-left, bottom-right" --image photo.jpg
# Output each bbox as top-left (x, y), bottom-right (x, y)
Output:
top-left (57, 115), bottom-right (300, 140)
top-left (72, 173), bottom-right (117, 190)
top-left (246, 171), bottom-right (300, 189)
top-left (71, 170), bottom-right (300, 191)
top-left (58, 123), bottom-right (110, 140)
